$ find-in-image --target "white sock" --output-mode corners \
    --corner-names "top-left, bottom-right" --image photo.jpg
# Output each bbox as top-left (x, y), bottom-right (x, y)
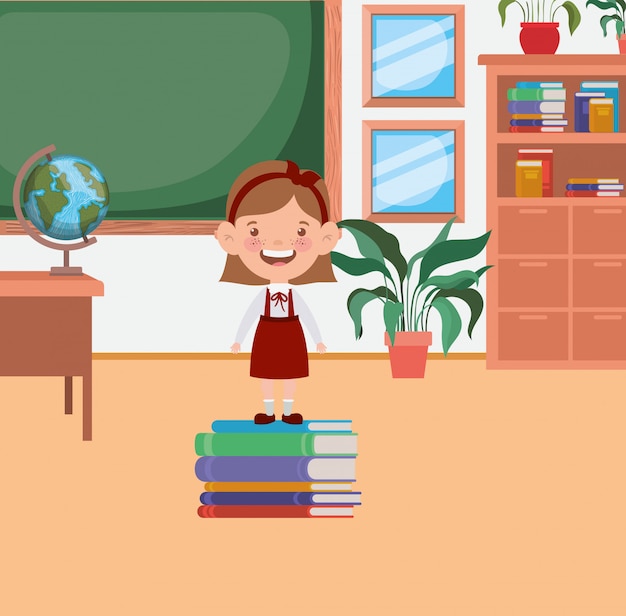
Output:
top-left (263, 399), bottom-right (274, 416)
top-left (283, 399), bottom-right (294, 416)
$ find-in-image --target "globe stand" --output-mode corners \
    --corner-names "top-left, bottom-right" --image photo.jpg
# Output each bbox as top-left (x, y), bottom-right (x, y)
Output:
top-left (13, 144), bottom-right (98, 276)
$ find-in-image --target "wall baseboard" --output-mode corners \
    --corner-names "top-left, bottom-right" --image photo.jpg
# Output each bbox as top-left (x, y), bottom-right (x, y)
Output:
top-left (92, 352), bottom-right (486, 361)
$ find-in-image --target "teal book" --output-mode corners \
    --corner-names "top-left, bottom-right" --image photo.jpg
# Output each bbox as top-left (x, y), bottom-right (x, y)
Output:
top-left (516, 81), bottom-right (563, 89)
top-left (507, 87), bottom-right (566, 101)
top-left (195, 431), bottom-right (358, 457)
top-left (580, 81), bottom-right (619, 131)
top-left (211, 419), bottom-right (352, 433)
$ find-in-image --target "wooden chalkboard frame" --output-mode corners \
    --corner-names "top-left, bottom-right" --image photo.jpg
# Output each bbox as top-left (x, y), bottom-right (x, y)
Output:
top-left (0, 0), bottom-right (341, 236)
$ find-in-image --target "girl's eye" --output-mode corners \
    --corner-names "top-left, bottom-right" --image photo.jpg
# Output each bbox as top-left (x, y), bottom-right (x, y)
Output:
top-left (249, 227), bottom-right (259, 237)
top-left (297, 227), bottom-right (307, 237)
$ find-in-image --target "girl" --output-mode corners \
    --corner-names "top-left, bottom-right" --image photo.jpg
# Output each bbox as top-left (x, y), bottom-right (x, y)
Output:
top-left (215, 160), bottom-right (339, 424)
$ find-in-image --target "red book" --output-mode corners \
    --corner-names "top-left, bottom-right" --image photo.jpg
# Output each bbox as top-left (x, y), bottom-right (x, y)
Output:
top-left (509, 125), bottom-right (564, 132)
top-left (565, 190), bottom-right (622, 197)
top-left (517, 148), bottom-right (553, 197)
top-left (197, 504), bottom-right (354, 518)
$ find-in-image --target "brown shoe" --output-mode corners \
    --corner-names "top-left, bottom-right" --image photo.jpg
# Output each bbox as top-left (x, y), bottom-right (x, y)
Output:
top-left (282, 413), bottom-right (303, 425)
top-left (254, 413), bottom-right (275, 424)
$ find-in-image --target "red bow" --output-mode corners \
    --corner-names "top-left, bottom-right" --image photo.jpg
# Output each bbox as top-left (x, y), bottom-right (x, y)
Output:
top-left (270, 292), bottom-right (288, 311)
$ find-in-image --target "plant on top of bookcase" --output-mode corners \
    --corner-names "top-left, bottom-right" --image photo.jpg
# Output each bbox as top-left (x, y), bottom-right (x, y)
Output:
top-left (498, 0), bottom-right (582, 54)
top-left (585, 0), bottom-right (626, 52)
top-left (330, 217), bottom-right (492, 378)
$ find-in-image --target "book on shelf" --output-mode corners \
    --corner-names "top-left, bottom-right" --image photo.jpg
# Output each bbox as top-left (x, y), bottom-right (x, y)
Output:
top-left (567, 177), bottom-right (621, 184)
top-left (589, 98), bottom-right (615, 133)
top-left (210, 419), bottom-right (352, 433)
top-left (517, 148), bottom-right (553, 197)
top-left (574, 91), bottom-right (605, 132)
top-left (515, 81), bottom-right (564, 89)
top-left (509, 119), bottom-right (567, 127)
top-left (511, 113), bottom-right (565, 120)
top-left (507, 100), bottom-right (566, 114)
top-left (565, 183), bottom-right (624, 191)
top-left (509, 125), bottom-right (564, 133)
top-left (515, 160), bottom-right (543, 198)
top-left (580, 80), bottom-right (619, 131)
top-left (195, 431), bottom-right (358, 457)
top-left (507, 87), bottom-right (566, 101)
top-left (565, 190), bottom-right (622, 197)
top-left (199, 490), bottom-right (362, 506)
top-left (197, 504), bottom-right (355, 518)
top-left (203, 480), bottom-right (355, 492)
top-left (195, 455), bottom-right (357, 482)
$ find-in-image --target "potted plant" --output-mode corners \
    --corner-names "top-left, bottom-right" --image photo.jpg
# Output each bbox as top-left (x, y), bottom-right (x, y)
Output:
top-left (585, 0), bottom-right (626, 52)
top-left (498, 0), bottom-right (582, 54)
top-left (330, 217), bottom-right (493, 378)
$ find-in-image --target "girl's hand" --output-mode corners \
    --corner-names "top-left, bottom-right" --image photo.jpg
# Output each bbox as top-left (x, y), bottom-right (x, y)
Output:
top-left (231, 342), bottom-right (241, 354)
top-left (316, 342), bottom-right (327, 354)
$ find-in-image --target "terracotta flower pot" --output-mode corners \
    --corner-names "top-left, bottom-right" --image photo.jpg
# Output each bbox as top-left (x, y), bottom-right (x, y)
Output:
top-left (384, 331), bottom-right (432, 378)
top-left (618, 34), bottom-right (626, 54)
top-left (519, 22), bottom-right (560, 54)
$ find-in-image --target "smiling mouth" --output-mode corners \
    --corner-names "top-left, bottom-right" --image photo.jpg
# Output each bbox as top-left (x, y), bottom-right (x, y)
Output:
top-left (260, 249), bottom-right (296, 266)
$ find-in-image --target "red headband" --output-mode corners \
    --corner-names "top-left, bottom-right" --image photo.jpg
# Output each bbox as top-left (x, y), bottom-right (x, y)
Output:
top-left (227, 160), bottom-right (329, 225)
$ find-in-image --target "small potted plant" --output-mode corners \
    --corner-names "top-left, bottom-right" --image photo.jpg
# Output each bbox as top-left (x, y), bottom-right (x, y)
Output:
top-left (498, 0), bottom-right (582, 54)
top-left (585, 0), bottom-right (626, 52)
top-left (330, 217), bottom-right (492, 378)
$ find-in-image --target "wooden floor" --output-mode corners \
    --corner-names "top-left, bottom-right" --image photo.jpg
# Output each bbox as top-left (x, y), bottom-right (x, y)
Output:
top-left (1, 357), bottom-right (625, 615)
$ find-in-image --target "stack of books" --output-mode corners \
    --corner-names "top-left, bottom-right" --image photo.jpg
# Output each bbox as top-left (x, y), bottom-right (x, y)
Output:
top-left (507, 81), bottom-right (568, 133)
top-left (515, 148), bottom-right (554, 197)
top-left (194, 418), bottom-right (360, 518)
top-left (574, 80), bottom-right (619, 132)
top-left (565, 177), bottom-right (624, 198)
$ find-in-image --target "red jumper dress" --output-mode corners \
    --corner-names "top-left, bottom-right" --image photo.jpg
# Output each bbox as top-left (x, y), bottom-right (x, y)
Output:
top-left (249, 288), bottom-right (309, 379)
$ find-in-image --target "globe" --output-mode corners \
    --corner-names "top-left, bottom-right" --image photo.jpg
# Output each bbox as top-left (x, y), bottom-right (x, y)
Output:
top-left (22, 154), bottom-right (109, 241)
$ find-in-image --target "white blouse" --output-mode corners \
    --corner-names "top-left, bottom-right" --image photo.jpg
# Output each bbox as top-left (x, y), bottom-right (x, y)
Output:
top-left (234, 284), bottom-right (322, 346)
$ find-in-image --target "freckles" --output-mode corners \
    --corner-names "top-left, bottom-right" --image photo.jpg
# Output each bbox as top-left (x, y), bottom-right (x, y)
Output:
top-left (244, 237), bottom-right (262, 252)
top-left (293, 237), bottom-right (313, 252)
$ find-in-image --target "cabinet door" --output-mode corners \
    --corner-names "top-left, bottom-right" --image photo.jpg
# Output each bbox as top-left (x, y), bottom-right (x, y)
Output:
top-left (498, 259), bottom-right (568, 307)
top-left (498, 206), bottom-right (568, 255)
top-left (499, 312), bottom-right (568, 360)
top-left (573, 313), bottom-right (626, 360)
top-left (573, 205), bottom-right (626, 255)
top-left (573, 259), bottom-right (626, 307)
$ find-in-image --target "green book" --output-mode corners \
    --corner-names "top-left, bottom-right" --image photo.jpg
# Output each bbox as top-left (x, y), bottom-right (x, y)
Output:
top-left (195, 432), bottom-right (358, 457)
top-left (507, 87), bottom-right (566, 101)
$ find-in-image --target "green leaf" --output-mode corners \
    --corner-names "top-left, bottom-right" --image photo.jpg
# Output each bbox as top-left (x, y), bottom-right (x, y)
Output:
top-left (335, 220), bottom-right (385, 263)
top-left (586, 0), bottom-right (619, 10)
top-left (559, 1), bottom-right (582, 34)
top-left (330, 251), bottom-right (392, 279)
top-left (418, 231), bottom-right (492, 287)
top-left (419, 270), bottom-right (479, 293)
top-left (437, 288), bottom-right (485, 339)
top-left (383, 301), bottom-right (404, 346)
top-left (600, 13), bottom-right (621, 35)
top-left (498, 0), bottom-right (519, 25)
top-left (346, 286), bottom-right (399, 340)
top-left (406, 216), bottom-right (456, 283)
top-left (338, 219), bottom-right (407, 283)
top-left (430, 296), bottom-right (462, 356)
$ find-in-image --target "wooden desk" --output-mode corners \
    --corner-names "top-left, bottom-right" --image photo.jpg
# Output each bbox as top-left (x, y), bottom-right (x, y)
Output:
top-left (0, 272), bottom-right (104, 440)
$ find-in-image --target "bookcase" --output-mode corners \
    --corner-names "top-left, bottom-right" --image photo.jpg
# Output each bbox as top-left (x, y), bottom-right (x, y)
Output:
top-left (478, 55), bottom-right (626, 369)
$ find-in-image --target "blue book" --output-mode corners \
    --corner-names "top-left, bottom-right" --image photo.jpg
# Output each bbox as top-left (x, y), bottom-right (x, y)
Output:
top-left (516, 81), bottom-right (563, 89)
top-left (507, 100), bottom-right (566, 114)
top-left (211, 419), bottom-right (352, 433)
top-left (199, 491), bottom-right (362, 506)
top-left (510, 119), bottom-right (567, 127)
top-left (195, 456), bottom-right (357, 482)
top-left (574, 91), bottom-right (604, 132)
top-left (580, 81), bottom-right (619, 131)
top-left (566, 183), bottom-right (624, 191)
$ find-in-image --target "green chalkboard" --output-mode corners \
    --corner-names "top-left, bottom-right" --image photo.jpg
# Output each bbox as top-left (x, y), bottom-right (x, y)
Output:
top-left (0, 1), bottom-right (324, 221)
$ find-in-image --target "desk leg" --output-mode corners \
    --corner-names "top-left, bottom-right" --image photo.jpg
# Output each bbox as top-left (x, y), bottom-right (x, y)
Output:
top-left (65, 377), bottom-right (73, 414)
top-left (83, 371), bottom-right (92, 441)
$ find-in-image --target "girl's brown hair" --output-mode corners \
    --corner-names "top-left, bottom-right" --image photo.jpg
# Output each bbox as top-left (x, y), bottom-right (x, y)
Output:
top-left (219, 160), bottom-right (336, 285)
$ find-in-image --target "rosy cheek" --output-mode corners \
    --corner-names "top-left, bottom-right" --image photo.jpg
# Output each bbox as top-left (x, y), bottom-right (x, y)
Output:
top-left (244, 237), bottom-right (263, 252)
top-left (293, 237), bottom-right (312, 252)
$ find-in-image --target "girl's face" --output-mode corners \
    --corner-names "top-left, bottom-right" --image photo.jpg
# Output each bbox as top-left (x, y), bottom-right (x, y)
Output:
top-left (217, 196), bottom-right (339, 283)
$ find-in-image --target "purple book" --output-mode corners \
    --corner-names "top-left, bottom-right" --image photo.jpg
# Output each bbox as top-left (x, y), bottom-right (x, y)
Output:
top-left (194, 456), bottom-right (357, 482)
top-left (199, 491), bottom-right (362, 506)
